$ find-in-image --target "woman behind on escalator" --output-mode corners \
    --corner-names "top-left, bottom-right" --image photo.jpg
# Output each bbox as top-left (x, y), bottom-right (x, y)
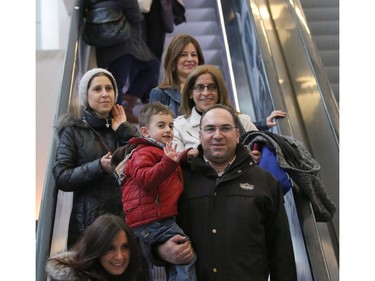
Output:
top-left (149, 34), bottom-right (205, 117)
top-left (85, 0), bottom-right (159, 123)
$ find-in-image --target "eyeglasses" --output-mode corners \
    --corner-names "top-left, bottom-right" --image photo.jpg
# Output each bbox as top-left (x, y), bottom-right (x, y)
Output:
top-left (200, 125), bottom-right (237, 134)
top-left (191, 83), bottom-right (218, 93)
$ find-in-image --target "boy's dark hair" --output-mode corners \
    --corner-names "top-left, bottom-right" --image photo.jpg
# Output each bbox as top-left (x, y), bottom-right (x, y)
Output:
top-left (138, 102), bottom-right (175, 127)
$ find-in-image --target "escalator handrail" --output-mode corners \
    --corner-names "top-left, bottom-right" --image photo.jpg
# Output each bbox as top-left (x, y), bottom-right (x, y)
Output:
top-left (290, 0), bottom-right (339, 145)
top-left (35, 1), bottom-right (84, 281)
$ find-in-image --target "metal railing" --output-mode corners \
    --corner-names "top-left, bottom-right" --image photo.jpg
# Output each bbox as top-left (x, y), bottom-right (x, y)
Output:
top-left (35, 1), bottom-right (88, 280)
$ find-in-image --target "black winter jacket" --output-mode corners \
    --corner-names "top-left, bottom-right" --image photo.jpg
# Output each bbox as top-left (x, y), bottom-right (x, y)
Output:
top-left (177, 144), bottom-right (297, 281)
top-left (52, 109), bottom-right (138, 247)
top-left (89, 0), bottom-right (157, 68)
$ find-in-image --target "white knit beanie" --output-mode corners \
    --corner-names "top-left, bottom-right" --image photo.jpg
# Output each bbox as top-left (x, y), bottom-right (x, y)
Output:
top-left (78, 68), bottom-right (119, 108)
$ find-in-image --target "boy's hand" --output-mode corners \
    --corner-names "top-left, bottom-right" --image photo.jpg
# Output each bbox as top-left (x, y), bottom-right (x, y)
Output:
top-left (164, 142), bottom-right (182, 162)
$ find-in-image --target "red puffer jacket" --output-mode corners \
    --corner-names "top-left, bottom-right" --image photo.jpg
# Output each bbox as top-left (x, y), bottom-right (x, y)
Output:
top-left (122, 137), bottom-right (185, 228)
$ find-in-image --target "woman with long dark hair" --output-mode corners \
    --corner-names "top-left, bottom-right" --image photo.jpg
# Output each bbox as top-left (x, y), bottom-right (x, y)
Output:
top-left (46, 214), bottom-right (142, 281)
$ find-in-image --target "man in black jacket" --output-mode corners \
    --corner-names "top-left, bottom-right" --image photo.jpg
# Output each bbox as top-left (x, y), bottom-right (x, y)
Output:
top-left (153, 104), bottom-right (297, 281)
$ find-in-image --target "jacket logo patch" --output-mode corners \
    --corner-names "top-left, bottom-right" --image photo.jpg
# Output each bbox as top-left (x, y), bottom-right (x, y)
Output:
top-left (240, 183), bottom-right (254, 190)
top-left (140, 229), bottom-right (150, 238)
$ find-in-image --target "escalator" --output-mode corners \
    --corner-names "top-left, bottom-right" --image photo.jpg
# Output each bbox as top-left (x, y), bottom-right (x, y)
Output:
top-left (36, 0), bottom-right (339, 280)
top-left (219, 1), bottom-right (339, 280)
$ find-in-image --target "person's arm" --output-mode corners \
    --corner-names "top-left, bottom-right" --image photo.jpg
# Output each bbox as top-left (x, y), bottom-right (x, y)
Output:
top-left (112, 105), bottom-right (139, 146)
top-left (237, 113), bottom-right (258, 132)
top-left (52, 128), bottom-right (104, 191)
top-left (254, 110), bottom-right (286, 131)
top-left (130, 148), bottom-right (179, 191)
top-left (111, 104), bottom-right (127, 131)
top-left (149, 87), bottom-right (167, 104)
top-left (138, 234), bottom-right (193, 267)
top-left (250, 149), bottom-right (261, 164)
top-left (265, 110), bottom-right (286, 128)
top-left (157, 235), bottom-right (195, 264)
top-left (120, 0), bottom-right (144, 23)
top-left (253, 119), bottom-right (268, 131)
top-left (237, 114), bottom-right (261, 163)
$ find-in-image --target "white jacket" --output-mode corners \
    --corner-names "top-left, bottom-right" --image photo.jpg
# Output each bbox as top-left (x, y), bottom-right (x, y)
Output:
top-left (173, 107), bottom-right (258, 152)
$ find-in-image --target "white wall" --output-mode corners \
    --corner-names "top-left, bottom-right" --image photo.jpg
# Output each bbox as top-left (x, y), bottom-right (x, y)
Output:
top-left (36, 50), bottom-right (65, 219)
top-left (36, 0), bottom-right (71, 219)
top-left (38, 0), bottom-right (71, 50)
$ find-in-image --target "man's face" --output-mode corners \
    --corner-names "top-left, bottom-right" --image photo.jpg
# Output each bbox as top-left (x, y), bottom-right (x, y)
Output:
top-left (199, 108), bottom-right (240, 165)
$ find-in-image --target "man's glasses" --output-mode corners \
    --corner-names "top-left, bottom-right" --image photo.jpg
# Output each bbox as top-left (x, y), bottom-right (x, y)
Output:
top-left (200, 125), bottom-right (237, 134)
top-left (191, 83), bottom-right (218, 93)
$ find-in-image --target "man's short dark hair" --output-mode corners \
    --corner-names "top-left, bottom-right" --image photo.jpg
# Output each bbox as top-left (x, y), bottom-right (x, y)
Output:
top-left (199, 104), bottom-right (240, 128)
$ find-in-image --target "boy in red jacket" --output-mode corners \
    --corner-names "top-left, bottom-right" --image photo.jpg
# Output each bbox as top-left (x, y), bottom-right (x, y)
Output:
top-left (119, 102), bottom-right (197, 281)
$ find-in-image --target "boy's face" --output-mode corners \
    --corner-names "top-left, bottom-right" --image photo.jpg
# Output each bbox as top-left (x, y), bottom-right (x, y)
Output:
top-left (141, 113), bottom-right (174, 145)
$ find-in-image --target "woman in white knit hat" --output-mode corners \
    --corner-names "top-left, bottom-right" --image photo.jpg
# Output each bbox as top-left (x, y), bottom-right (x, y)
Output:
top-left (52, 68), bottom-right (139, 248)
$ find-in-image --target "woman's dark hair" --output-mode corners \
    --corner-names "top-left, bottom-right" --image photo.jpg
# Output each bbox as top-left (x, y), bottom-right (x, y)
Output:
top-left (199, 104), bottom-right (239, 128)
top-left (49, 214), bottom-right (141, 281)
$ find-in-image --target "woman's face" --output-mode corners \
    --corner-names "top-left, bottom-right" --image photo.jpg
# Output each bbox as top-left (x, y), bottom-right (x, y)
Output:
top-left (190, 73), bottom-right (219, 113)
top-left (87, 75), bottom-right (115, 118)
top-left (100, 230), bottom-right (131, 276)
top-left (176, 42), bottom-right (199, 80)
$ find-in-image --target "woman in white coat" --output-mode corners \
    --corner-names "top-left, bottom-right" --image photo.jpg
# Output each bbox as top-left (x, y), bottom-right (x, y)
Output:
top-left (173, 65), bottom-right (258, 152)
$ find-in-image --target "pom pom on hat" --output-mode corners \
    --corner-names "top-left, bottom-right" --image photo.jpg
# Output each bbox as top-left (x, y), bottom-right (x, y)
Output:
top-left (78, 68), bottom-right (119, 108)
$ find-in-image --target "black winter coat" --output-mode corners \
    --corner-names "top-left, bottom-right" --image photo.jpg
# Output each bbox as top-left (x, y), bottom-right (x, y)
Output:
top-left (86, 0), bottom-right (157, 68)
top-left (177, 144), bottom-right (297, 281)
top-left (52, 109), bottom-right (138, 247)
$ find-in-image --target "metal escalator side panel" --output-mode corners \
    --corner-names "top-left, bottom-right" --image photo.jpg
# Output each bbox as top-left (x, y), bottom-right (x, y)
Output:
top-left (36, 0), bottom-right (92, 280)
top-left (218, 0), bottom-right (338, 280)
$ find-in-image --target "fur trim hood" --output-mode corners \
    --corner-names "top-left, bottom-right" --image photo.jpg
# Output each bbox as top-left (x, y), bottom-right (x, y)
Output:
top-left (54, 109), bottom-right (114, 141)
top-left (54, 113), bottom-right (84, 138)
top-left (45, 251), bottom-right (78, 281)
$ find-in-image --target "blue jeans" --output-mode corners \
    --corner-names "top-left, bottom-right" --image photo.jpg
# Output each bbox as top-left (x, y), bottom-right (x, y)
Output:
top-left (134, 218), bottom-right (197, 281)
